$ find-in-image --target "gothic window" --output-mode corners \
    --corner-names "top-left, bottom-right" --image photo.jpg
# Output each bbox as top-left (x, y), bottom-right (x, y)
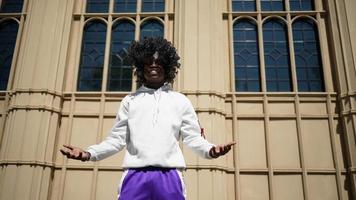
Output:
top-left (263, 19), bottom-right (292, 91)
top-left (0, 20), bottom-right (19, 90)
top-left (290, 0), bottom-right (314, 11)
top-left (0, 0), bottom-right (23, 13)
top-left (230, 0), bottom-right (325, 92)
top-left (140, 20), bottom-right (164, 39)
top-left (115, 0), bottom-right (137, 13)
top-left (233, 19), bottom-right (260, 91)
top-left (232, 0), bottom-right (256, 11)
top-left (261, 0), bottom-right (284, 11)
top-left (141, 0), bottom-right (165, 12)
top-left (77, 21), bottom-right (107, 91)
top-left (293, 19), bottom-right (324, 91)
top-left (108, 20), bottom-right (135, 91)
top-left (76, 0), bottom-right (168, 91)
top-left (86, 0), bottom-right (110, 13)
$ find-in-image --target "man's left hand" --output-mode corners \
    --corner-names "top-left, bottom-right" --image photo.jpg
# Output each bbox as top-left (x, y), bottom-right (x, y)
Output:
top-left (209, 142), bottom-right (236, 158)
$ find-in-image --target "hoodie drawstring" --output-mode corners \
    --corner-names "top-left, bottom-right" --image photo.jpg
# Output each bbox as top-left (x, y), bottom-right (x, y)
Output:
top-left (152, 88), bottom-right (162, 126)
top-left (135, 83), bottom-right (170, 126)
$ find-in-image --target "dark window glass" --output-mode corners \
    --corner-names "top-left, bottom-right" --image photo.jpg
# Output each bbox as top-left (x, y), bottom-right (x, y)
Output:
top-left (293, 19), bottom-right (324, 91)
top-left (261, 0), bottom-right (284, 11)
top-left (290, 0), bottom-right (314, 11)
top-left (108, 21), bottom-right (135, 91)
top-left (233, 20), bottom-right (260, 91)
top-left (77, 21), bottom-right (107, 91)
top-left (142, 0), bottom-right (164, 12)
top-left (263, 19), bottom-right (292, 91)
top-left (0, 0), bottom-right (23, 13)
top-left (0, 20), bottom-right (19, 90)
top-left (86, 0), bottom-right (109, 13)
top-left (232, 0), bottom-right (256, 11)
top-left (140, 20), bottom-right (163, 39)
top-left (115, 0), bottom-right (137, 13)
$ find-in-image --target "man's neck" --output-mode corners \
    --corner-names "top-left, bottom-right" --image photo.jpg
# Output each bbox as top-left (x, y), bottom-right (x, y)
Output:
top-left (144, 83), bottom-right (164, 90)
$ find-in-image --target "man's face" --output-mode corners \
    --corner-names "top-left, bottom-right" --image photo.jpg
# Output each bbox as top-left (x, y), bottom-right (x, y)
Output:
top-left (143, 52), bottom-right (165, 89)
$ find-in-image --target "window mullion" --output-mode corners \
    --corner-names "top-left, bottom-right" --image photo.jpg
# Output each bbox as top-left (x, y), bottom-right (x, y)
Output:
top-left (137, 0), bottom-right (142, 13)
top-left (285, 0), bottom-right (291, 11)
top-left (164, 0), bottom-right (168, 12)
top-left (102, 17), bottom-right (113, 92)
top-left (228, 0), bottom-right (236, 93)
top-left (82, 0), bottom-right (87, 13)
top-left (316, 13), bottom-right (331, 92)
top-left (22, 0), bottom-right (27, 13)
top-left (314, 0), bottom-right (330, 92)
top-left (164, 3), bottom-right (168, 39)
top-left (132, 9), bottom-right (140, 91)
top-left (258, 14), bottom-right (266, 92)
top-left (314, 0), bottom-right (319, 11)
top-left (109, 0), bottom-right (114, 13)
top-left (287, 14), bottom-right (298, 92)
top-left (256, 0), bottom-right (261, 12)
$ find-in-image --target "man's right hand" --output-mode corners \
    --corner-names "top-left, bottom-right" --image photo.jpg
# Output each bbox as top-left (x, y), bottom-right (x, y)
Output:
top-left (60, 144), bottom-right (91, 162)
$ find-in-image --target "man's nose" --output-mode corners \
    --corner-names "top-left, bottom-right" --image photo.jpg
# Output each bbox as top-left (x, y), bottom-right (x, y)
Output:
top-left (151, 60), bottom-right (158, 67)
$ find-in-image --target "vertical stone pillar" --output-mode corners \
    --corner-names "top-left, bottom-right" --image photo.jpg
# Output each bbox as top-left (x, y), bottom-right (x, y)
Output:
top-left (327, 0), bottom-right (356, 198)
top-left (174, 0), bottom-right (235, 199)
top-left (0, 0), bottom-right (74, 199)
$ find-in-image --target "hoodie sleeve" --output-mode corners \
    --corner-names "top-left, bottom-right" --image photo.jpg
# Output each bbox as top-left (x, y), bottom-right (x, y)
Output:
top-left (86, 95), bottom-right (130, 161)
top-left (180, 99), bottom-right (215, 159)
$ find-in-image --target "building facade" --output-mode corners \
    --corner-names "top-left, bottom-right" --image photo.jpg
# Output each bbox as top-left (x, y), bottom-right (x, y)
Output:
top-left (0, 0), bottom-right (355, 199)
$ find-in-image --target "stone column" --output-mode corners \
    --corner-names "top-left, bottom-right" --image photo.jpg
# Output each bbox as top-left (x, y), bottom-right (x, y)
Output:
top-left (0, 0), bottom-right (74, 199)
top-left (175, 0), bottom-right (235, 199)
top-left (326, 0), bottom-right (356, 198)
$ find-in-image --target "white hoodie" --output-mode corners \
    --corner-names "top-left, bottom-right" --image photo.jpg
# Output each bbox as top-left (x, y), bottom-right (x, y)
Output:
top-left (86, 84), bottom-right (214, 168)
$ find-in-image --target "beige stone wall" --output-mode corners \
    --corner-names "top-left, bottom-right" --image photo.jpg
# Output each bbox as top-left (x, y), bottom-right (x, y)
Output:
top-left (0, 0), bottom-right (74, 198)
top-left (0, 0), bottom-right (355, 199)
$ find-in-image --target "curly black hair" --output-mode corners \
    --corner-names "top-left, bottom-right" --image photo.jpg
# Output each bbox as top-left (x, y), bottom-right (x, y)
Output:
top-left (127, 37), bottom-right (181, 86)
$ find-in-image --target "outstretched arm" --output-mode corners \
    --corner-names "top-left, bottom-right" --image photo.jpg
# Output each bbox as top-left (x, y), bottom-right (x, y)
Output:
top-left (60, 144), bottom-right (91, 162)
top-left (209, 142), bottom-right (236, 158)
top-left (180, 98), bottom-right (236, 159)
top-left (60, 96), bottom-right (130, 162)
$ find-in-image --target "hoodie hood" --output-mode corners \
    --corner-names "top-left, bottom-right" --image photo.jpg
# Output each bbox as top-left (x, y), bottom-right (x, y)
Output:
top-left (136, 83), bottom-right (172, 93)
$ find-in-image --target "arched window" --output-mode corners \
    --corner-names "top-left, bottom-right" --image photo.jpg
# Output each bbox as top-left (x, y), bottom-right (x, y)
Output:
top-left (261, 0), bottom-right (284, 11)
top-left (0, 0), bottom-right (23, 13)
top-left (141, 0), bottom-right (164, 12)
top-left (233, 19), bottom-right (260, 91)
top-left (232, 0), bottom-right (256, 11)
top-left (140, 19), bottom-right (163, 39)
top-left (86, 0), bottom-right (109, 13)
top-left (77, 20), bottom-right (107, 91)
top-left (78, 1), bottom-right (168, 91)
top-left (293, 19), bottom-right (324, 91)
top-left (0, 20), bottom-right (19, 90)
top-left (263, 19), bottom-right (292, 91)
top-left (115, 0), bottom-right (137, 13)
top-left (290, 0), bottom-right (314, 11)
top-left (108, 20), bottom-right (135, 91)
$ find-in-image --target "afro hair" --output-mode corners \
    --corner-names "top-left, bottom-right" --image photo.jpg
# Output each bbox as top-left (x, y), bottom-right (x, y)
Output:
top-left (127, 37), bottom-right (181, 86)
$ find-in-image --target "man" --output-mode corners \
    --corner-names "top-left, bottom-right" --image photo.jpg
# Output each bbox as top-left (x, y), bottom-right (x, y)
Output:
top-left (61, 37), bottom-right (235, 200)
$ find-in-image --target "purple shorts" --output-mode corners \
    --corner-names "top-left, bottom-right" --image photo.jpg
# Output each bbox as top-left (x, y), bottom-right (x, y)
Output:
top-left (118, 167), bottom-right (185, 200)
